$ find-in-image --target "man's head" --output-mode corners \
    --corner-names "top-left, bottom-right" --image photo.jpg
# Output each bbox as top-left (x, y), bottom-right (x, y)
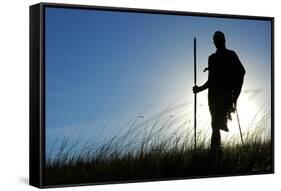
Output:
top-left (213, 31), bottom-right (226, 50)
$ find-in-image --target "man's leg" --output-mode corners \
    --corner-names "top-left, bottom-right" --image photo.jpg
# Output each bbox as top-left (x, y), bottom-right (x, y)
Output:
top-left (210, 117), bottom-right (222, 168)
top-left (211, 120), bottom-right (221, 151)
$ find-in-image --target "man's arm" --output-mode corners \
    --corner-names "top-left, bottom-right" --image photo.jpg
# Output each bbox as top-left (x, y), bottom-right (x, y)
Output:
top-left (193, 55), bottom-right (213, 94)
top-left (193, 81), bottom-right (208, 93)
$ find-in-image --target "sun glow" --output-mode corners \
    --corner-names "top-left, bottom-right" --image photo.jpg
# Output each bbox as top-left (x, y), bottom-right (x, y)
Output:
top-left (192, 89), bottom-right (268, 145)
top-left (224, 94), bottom-right (260, 141)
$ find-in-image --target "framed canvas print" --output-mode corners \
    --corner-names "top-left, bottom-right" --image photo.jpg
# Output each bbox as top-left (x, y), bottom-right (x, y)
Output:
top-left (29, 2), bottom-right (274, 188)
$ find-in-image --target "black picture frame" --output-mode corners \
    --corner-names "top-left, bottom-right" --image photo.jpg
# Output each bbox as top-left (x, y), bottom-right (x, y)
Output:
top-left (30, 2), bottom-right (274, 188)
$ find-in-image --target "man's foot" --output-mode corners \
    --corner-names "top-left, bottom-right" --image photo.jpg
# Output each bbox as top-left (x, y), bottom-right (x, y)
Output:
top-left (227, 112), bottom-right (232, 120)
top-left (220, 125), bottom-right (229, 132)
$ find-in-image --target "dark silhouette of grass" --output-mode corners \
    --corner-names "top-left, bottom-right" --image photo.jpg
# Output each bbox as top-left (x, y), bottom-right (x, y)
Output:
top-left (45, 108), bottom-right (272, 185)
top-left (45, 140), bottom-right (271, 185)
top-left (45, 94), bottom-right (272, 186)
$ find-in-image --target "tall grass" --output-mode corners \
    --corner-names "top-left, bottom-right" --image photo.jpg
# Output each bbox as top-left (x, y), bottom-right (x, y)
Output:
top-left (45, 103), bottom-right (272, 185)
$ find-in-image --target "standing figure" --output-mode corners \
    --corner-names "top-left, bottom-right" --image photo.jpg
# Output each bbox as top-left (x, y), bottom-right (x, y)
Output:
top-left (193, 31), bottom-right (245, 157)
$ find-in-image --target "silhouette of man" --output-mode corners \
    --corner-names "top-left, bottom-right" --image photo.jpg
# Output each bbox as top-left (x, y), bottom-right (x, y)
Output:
top-left (193, 31), bottom-right (245, 156)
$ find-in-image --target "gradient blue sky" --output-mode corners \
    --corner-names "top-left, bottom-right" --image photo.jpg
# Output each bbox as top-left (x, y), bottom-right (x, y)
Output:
top-left (45, 7), bottom-right (271, 152)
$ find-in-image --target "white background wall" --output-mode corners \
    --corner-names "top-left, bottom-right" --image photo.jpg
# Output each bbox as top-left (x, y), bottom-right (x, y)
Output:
top-left (0, 0), bottom-right (279, 190)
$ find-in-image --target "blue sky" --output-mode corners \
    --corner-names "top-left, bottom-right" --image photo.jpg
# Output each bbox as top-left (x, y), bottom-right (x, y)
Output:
top-left (45, 7), bottom-right (271, 153)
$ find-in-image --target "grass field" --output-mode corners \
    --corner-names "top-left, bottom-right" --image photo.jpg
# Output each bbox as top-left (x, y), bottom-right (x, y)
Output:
top-left (45, 106), bottom-right (272, 185)
top-left (45, 141), bottom-right (272, 185)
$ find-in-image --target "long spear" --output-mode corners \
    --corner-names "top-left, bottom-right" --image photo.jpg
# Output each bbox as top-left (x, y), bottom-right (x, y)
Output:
top-left (194, 38), bottom-right (197, 150)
